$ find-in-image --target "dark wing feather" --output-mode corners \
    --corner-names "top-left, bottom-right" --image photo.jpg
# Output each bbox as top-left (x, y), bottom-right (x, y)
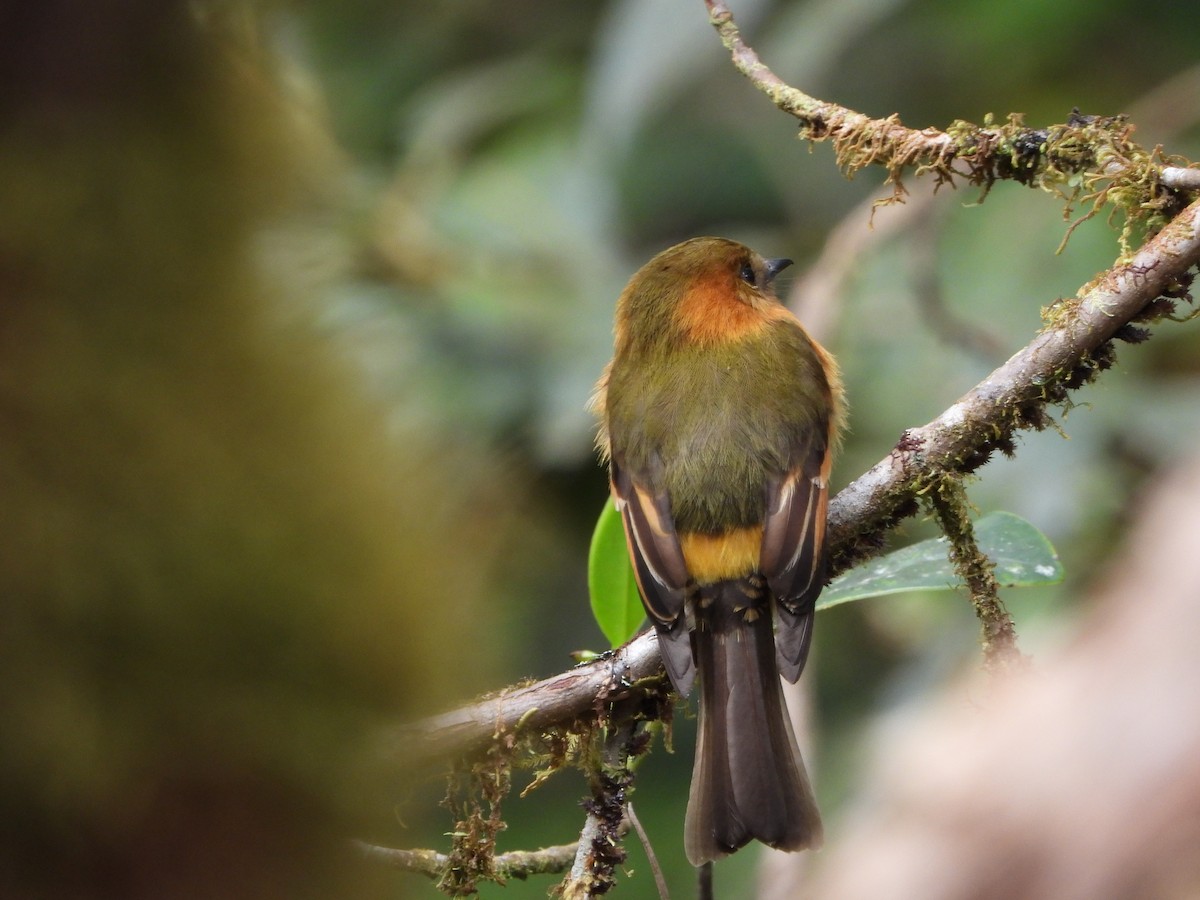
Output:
top-left (761, 442), bottom-right (831, 683)
top-left (610, 456), bottom-right (696, 695)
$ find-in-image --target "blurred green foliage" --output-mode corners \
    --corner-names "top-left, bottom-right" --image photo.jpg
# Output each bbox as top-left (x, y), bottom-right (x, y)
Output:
top-left (5, 0), bottom-right (1200, 896)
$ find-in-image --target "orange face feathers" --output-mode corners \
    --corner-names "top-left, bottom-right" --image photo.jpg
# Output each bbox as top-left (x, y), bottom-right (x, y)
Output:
top-left (672, 268), bottom-right (795, 345)
top-left (613, 236), bottom-right (796, 351)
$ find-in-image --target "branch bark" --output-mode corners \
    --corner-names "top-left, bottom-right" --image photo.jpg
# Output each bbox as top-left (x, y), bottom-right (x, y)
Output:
top-left (827, 197), bottom-right (1200, 568)
top-left (355, 839), bottom-right (580, 881)
top-left (383, 634), bottom-right (663, 768)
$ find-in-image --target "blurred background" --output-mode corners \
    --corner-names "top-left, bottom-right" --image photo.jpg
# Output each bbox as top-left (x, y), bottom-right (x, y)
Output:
top-left (3, 0), bottom-right (1200, 897)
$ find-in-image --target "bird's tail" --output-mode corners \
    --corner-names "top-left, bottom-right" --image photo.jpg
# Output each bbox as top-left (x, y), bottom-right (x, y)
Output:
top-left (684, 579), bottom-right (823, 866)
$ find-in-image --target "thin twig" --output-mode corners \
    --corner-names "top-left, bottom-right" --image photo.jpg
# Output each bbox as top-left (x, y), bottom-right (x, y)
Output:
top-left (908, 202), bottom-right (1008, 363)
top-left (785, 182), bottom-right (938, 340)
top-left (704, 0), bottom-right (957, 187)
top-left (355, 842), bottom-right (447, 878)
top-left (1161, 167), bottom-right (1200, 191)
top-left (626, 802), bottom-right (671, 900)
top-left (354, 839), bottom-right (579, 880)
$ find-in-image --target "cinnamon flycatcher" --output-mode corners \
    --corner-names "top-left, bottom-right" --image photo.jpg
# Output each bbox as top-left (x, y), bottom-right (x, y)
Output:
top-left (593, 236), bottom-right (843, 864)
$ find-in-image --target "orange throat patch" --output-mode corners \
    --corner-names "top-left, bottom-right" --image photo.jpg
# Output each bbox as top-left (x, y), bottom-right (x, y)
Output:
top-left (673, 275), bottom-right (786, 345)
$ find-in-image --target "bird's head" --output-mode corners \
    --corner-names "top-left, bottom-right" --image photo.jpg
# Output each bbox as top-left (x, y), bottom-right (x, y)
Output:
top-left (615, 236), bottom-right (794, 350)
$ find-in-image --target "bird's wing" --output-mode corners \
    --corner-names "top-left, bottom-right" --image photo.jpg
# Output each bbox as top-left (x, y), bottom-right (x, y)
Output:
top-left (760, 436), bottom-right (832, 683)
top-left (610, 455), bottom-right (696, 695)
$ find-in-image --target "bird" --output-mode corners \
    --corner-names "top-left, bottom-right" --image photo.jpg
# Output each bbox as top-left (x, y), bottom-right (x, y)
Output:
top-left (592, 236), bottom-right (843, 865)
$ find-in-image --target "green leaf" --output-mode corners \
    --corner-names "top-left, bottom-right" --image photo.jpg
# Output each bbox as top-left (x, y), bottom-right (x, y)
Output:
top-left (587, 499), bottom-right (645, 648)
top-left (586, 505), bottom-right (1060, 639)
top-left (819, 511), bottom-right (1063, 610)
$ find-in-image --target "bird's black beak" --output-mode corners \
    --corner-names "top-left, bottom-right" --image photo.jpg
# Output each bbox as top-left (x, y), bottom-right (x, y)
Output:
top-left (763, 258), bottom-right (794, 284)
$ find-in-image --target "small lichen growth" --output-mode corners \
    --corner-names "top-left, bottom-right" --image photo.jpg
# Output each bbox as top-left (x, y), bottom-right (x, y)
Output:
top-left (438, 740), bottom-right (515, 896)
top-left (792, 100), bottom-right (1196, 256)
top-left (427, 669), bottom-right (673, 896)
top-left (924, 474), bottom-right (1022, 672)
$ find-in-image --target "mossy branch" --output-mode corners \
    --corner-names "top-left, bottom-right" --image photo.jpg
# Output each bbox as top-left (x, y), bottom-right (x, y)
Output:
top-left (560, 721), bottom-right (640, 899)
top-left (827, 198), bottom-right (1200, 575)
top-left (924, 475), bottom-right (1021, 671)
top-left (375, 656), bottom-right (668, 892)
top-left (383, 642), bottom-right (672, 770)
top-left (435, 740), bottom-right (513, 895)
top-left (706, 0), bottom-right (1199, 252)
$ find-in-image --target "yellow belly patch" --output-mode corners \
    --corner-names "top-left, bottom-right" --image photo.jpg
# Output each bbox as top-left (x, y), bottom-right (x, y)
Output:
top-left (679, 526), bottom-right (763, 584)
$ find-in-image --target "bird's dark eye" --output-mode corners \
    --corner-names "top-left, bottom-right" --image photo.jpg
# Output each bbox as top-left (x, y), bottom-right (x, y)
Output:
top-left (738, 262), bottom-right (757, 286)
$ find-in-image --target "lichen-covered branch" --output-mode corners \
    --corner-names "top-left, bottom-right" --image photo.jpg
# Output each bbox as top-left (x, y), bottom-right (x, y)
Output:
top-left (355, 839), bottom-right (580, 881)
top-left (560, 722), bottom-right (640, 899)
top-left (1161, 166), bottom-right (1200, 191)
top-left (383, 634), bottom-right (669, 769)
top-left (827, 196), bottom-right (1200, 574)
top-left (705, 0), bottom-right (1198, 250)
top-left (360, 730), bottom-right (644, 892)
top-left (925, 475), bottom-right (1021, 671)
top-left (436, 742), bottom-right (513, 895)
top-left (705, 0), bottom-right (952, 190)
top-left (376, 652), bottom-right (666, 893)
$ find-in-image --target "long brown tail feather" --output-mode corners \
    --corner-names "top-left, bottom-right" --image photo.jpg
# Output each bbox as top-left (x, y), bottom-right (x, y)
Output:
top-left (684, 580), bottom-right (823, 866)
